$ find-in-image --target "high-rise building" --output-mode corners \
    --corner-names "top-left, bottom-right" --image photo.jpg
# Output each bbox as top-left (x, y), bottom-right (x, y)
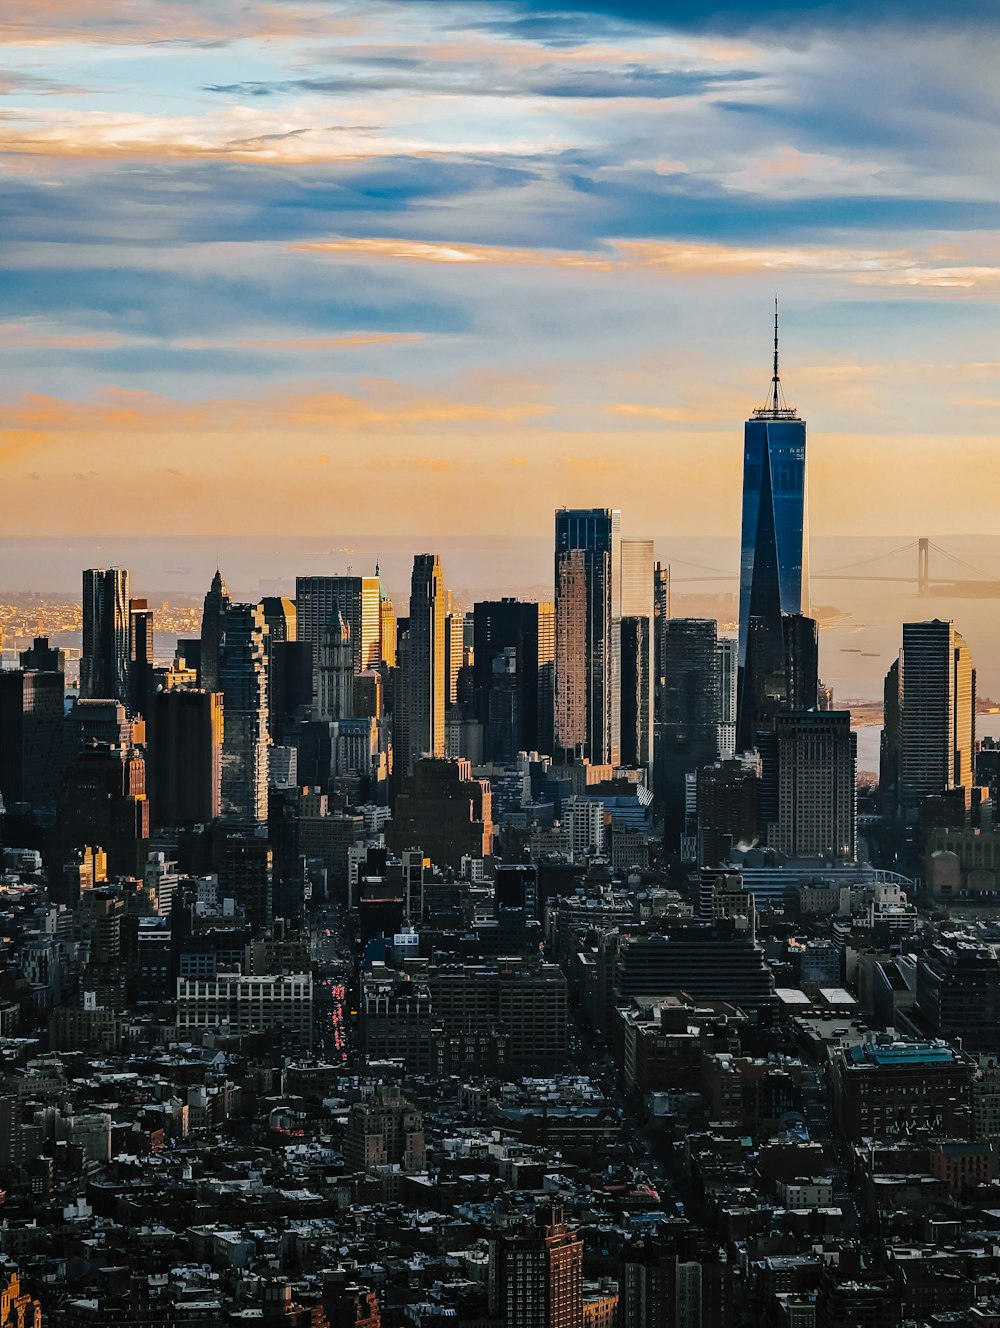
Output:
top-left (218, 834), bottom-right (273, 935)
top-left (81, 568), bottom-right (130, 704)
top-left (658, 618), bottom-right (720, 848)
top-left (406, 554), bottom-right (446, 773)
top-left (199, 569), bottom-right (231, 693)
top-left (473, 599), bottom-right (554, 761)
top-left (128, 597), bottom-right (154, 717)
top-left (697, 756), bottom-right (760, 867)
top-left (771, 710), bottom-right (857, 860)
top-left (149, 689), bottom-right (223, 829)
top-left (489, 1206), bottom-right (583, 1328)
top-left (378, 566), bottom-right (397, 669)
top-left (653, 562), bottom-right (670, 722)
top-left (386, 756), bottom-right (492, 870)
top-left (0, 670), bottom-right (64, 809)
top-left (316, 609), bottom-right (354, 721)
top-left (554, 507), bottom-right (621, 766)
top-left (219, 602), bottom-right (269, 824)
top-left (737, 308), bottom-right (809, 746)
top-left (444, 605), bottom-right (463, 707)
top-left (620, 538), bottom-right (654, 776)
top-left (296, 573), bottom-right (381, 682)
top-left (716, 637), bottom-right (738, 758)
top-left (898, 619), bottom-right (975, 818)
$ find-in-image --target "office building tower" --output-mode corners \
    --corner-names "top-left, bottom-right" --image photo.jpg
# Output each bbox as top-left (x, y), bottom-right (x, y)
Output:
top-left (737, 307), bottom-right (809, 744)
top-left (269, 640), bottom-right (313, 741)
top-left (317, 610), bottom-right (355, 721)
top-left (0, 670), bottom-right (64, 809)
top-left (621, 616), bottom-right (651, 772)
top-left (379, 567), bottom-right (397, 669)
top-left (620, 538), bottom-right (654, 775)
top-left (81, 568), bottom-right (130, 704)
top-left (199, 568), bottom-right (231, 692)
top-left (771, 710), bottom-right (857, 860)
top-left (444, 605), bottom-right (463, 707)
top-left (554, 508), bottom-right (621, 766)
top-left (219, 835), bottom-right (273, 935)
top-left (127, 597), bottom-right (154, 717)
top-left (898, 619), bottom-right (975, 819)
top-left (487, 647), bottom-right (519, 766)
top-left (296, 572), bottom-right (381, 680)
top-left (716, 637), bottom-right (738, 758)
top-left (782, 613), bottom-right (819, 712)
top-left (658, 618), bottom-right (720, 847)
top-left (219, 602), bottom-right (269, 824)
top-left (697, 756), bottom-right (760, 867)
top-left (406, 554), bottom-right (446, 773)
top-left (490, 1206), bottom-right (583, 1328)
top-left (653, 562), bottom-right (670, 721)
top-left (473, 599), bottom-right (555, 761)
top-left (19, 636), bottom-right (65, 673)
top-left (149, 689), bottom-right (223, 829)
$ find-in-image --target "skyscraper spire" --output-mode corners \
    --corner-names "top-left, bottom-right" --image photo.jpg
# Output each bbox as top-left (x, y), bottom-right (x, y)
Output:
top-left (755, 295), bottom-right (796, 419)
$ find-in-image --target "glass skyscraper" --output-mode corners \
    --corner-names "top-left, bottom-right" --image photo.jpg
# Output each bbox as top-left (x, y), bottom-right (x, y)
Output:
top-left (737, 310), bottom-right (809, 745)
top-left (554, 507), bottom-right (621, 766)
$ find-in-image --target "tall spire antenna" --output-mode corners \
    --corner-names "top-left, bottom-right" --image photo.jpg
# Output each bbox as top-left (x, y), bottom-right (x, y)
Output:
top-left (773, 293), bottom-right (779, 396)
top-left (754, 294), bottom-right (796, 418)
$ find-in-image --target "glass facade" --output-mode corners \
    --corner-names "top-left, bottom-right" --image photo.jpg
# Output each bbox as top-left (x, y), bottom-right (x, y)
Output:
top-left (738, 415), bottom-right (809, 667)
top-left (554, 507), bottom-right (621, 766)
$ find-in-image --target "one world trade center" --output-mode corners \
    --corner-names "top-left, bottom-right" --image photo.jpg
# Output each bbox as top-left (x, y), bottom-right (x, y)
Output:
top-left (736, 304), bottom-right (810, 749)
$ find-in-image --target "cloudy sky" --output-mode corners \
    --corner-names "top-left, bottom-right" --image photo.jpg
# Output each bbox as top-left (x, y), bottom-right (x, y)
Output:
top-left (2, 0), bottom-right (998, 539)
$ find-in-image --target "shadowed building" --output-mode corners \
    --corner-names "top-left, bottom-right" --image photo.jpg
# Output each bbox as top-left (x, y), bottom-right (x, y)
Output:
top-left (149, 689), bottom-right (223, 829)
top-left (81, 567), bottom-right (130, 705)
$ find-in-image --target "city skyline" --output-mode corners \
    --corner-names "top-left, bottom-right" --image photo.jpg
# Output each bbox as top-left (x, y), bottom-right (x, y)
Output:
top-left (1, 2), bottom-right (998, 536)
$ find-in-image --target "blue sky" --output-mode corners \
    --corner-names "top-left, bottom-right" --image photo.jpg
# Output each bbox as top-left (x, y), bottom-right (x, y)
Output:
top-left (1, 0), bottom-right (998, 536)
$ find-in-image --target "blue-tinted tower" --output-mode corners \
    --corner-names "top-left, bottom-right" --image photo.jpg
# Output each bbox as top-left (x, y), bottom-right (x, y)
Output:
top-left (737, 305), bottom-right (809, 748)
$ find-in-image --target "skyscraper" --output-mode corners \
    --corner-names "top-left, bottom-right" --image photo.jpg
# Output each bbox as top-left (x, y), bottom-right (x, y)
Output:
top-left (149, 689), bottom-right (223, 829)
top-left (317, 609), bottom-right (354, 721)
top-left (772, 710), bottom-right (857, 860)
top-left (620, 538), bottom-right (654, 775)
top-left (406, 554), bottom-right (446, 773)
top-left (0, 670), bottom-right (64, 809)
top-left (489, 1206), bottom-right (583, 1328)
top-left (199, 568), bottom-right (231, 693)
top-left (716, 637), bottom-right (738, 758)
top-left (658, 618), bottom-right (720, 848)
top-left (128, 597), bottom-right (154, 717)
top-left (473, 598), bottom-right (554, 760)
top-left (219, 602), bottom-right (270, 824)
top-left (898, 619), bottom-right (975, 817)
top-left (737, 306), bottom-right (809, 744)
top-left (296, 573), bottom-right (381, 678)
top-left (81, 568), bottom-right (130, 704)
top-left (554, 507), bottom-right (621, 766)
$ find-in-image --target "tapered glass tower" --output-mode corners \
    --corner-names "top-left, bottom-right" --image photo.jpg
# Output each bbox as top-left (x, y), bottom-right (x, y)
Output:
top-left (737, 304), bottom-right (809, 747)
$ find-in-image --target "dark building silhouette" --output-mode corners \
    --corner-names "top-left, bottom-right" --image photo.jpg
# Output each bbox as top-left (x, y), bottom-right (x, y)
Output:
top-left (473, 598), bottom-right (555, 761)
top-left (19, 636), bottom-right (65, 672)
top-left (219, 835), bottom-right (273, 935)
top-left (0, 670), bottom-right (64, 810)
top-left (149, 689), bottom-right (223, 829)
top-left (128, 597), bottom-right (155, 717)
top-left (697, 758), bottom-right (760, 866)
top-left (620, 614), bottom-right (651, 770)
top-left (81, 567), bottom-right (130, 704)
top-left (199, 568), bottom-right (231, 693)
top-left (657, 618), bottom-right (719, 849)
top-left (386, 757), bottom-right (492, 870)
top-left (54, 742), bottom-right (150, 880)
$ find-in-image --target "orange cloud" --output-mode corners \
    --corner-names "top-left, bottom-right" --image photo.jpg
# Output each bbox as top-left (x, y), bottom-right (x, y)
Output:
top-left (293, 234), bottom-right (1000, 293)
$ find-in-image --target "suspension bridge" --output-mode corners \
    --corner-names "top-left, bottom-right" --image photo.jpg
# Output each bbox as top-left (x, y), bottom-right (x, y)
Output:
top-left (671, 538), bottom-right (1000, 597)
